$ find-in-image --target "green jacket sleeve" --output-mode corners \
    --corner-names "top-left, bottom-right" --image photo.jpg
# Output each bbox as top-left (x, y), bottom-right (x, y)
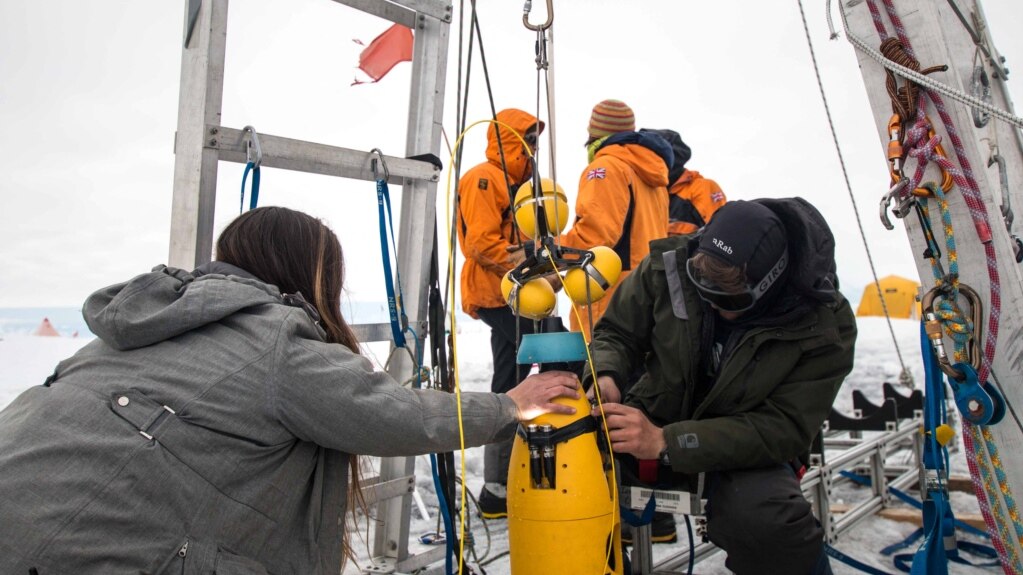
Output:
top-left (588, 255), bottom-right (657, 390)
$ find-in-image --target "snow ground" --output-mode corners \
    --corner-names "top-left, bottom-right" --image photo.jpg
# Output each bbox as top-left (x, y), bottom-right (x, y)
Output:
top-left (0, 316), bottom-right (998, 574)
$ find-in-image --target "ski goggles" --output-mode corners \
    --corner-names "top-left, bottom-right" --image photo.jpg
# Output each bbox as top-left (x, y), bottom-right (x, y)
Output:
top-left (685, 248), bottom-right (789, 313)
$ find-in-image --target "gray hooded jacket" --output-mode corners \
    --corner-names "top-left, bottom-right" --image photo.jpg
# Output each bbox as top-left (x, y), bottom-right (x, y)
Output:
top-left (0, 263), bottom-right (518, 574)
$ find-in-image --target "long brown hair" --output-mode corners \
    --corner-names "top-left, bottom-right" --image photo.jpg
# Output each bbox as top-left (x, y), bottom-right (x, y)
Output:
top-left (215, 206), bottom-right (360, 351)
top-left (215, 206), bottom-right (364, 565)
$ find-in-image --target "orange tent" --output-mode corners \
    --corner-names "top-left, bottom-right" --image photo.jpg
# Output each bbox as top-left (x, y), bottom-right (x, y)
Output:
top-left (33, 317), bottom-right (60, 337)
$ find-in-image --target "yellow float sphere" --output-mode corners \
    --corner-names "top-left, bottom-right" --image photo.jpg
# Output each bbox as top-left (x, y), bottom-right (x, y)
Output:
top-left (501, 272), bottom-right (557, 320)
top-left (514, 178), bottom-right (570, 237)
top-left (563, 246), bottom-right (622, 305)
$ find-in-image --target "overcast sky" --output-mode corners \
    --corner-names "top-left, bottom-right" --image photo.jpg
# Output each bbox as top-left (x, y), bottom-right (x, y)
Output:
top-left (0, 0), bottom-right (1020, 309)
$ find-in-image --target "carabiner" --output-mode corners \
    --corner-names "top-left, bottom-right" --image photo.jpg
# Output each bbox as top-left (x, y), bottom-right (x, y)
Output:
top-left (369, 148), bottom-right (390, 182)
top-left (522, 0), bottom-right (553, 31)
top-left (971, 64), bottom-right (991, 128)
top-left (921, 284), bottom-right (983, 382)
top-left (886, 114), bottom-right (904, 177)
top-left (242, 125), bottom-right (262, 168)
top-left (888, 114), bottom-right (954, 197)
top-left (879, 180), bottom-right (912, 230)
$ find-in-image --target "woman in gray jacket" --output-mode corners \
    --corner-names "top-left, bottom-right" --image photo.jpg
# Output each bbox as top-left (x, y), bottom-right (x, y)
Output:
top-left (0, 206), bottom-right (580, 575)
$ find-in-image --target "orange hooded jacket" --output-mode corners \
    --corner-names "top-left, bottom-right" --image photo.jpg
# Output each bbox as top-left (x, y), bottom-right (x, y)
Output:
top-left (667, 170), bottom-right (727, 236)
top-left (457, 109), bottom-right (542, 318)
top-left (558, 131), bottom-right (672, 337)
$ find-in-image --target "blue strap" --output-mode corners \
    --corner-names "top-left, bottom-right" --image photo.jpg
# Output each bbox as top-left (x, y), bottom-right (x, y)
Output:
top-left (881, 528), bottom-right (925, 556)
top-left (911, 489), bottom-right (950, 575)
top-left (890, 541), bottom-right (1000, 572)
top-left (839, 471), bottom-right (989, 539)
top-left (824, 544), bottom-right (896, 575)
top-left (619, 493), bottom-right (657, 527)
top-left (377, 178), bottom-right (408, 348)
top-left (841, 469), bottom-right (998, 571)
top-left (951, 541), bottom-right (1000, 566)
top-left (910, 321), bottom-right (952, 575)
top-left (240, 162), bottom-right (260, 213)
top-left (429, 453), bottom-right (456, 574)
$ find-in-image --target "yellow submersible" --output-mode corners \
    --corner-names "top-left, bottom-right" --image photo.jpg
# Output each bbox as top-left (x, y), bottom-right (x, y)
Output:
top-left (507, 332), bottom-right (623, 574)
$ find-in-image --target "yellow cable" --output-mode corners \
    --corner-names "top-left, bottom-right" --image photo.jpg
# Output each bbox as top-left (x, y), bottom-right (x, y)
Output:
top-left (444, 119), bottom-right (533, 574)
top-left (543, 252), bottom-right (619, 573)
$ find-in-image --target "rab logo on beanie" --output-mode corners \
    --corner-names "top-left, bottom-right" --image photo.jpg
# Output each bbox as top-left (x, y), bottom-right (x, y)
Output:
top-left (711, 238), bottom-right (733, 255)
top-left (696, 200), bottom-right (789, 286)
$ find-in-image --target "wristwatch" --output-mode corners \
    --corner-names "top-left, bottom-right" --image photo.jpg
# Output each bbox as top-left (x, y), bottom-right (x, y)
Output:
top-left (659, 446), bottom-right (671, 467)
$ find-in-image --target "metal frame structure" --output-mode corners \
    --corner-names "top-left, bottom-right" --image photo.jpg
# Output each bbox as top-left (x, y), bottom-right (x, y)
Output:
top-left (628, 419), bottom-right (923, 574)
top-left (169, 1), bottom-right (451, 572)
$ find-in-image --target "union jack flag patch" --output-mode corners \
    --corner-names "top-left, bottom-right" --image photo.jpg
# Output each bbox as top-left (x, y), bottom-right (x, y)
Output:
top-left (711, 190), bottom-right (725, 203)
top-left (586, 167), bottom-right (606, 180)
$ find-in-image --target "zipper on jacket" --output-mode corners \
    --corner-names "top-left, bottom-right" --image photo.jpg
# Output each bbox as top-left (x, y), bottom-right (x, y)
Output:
top-left (178, 539), bottom-right (189, 558)
top-left (694, 329), bottom-right (763, 418)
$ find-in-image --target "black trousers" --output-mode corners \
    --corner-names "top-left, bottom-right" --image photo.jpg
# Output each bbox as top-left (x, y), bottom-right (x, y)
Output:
top-left (618, 459), bottom-right (830, 575)
top-left (704, 464), bottom-right (831, 575)
top-left (475, 306), bottom-right (539, 485)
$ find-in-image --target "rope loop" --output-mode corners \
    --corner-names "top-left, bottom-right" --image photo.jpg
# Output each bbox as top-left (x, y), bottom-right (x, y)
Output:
top-left (879, 37), bottom-right (947, 120)
top-left (933, 297), bottom-right (973, 347)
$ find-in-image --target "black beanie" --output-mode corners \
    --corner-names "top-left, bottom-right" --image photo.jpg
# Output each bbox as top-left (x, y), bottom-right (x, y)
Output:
top-left (696, 200), bottom-right (788, 285)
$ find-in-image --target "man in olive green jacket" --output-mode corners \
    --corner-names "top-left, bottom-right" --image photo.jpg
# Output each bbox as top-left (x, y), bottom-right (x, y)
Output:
top-left (590, 198), bottom-right (856, 575)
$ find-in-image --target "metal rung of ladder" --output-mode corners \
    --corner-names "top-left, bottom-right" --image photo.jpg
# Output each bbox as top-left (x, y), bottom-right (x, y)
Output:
top-left (204, 125), bottom-right (440, 185)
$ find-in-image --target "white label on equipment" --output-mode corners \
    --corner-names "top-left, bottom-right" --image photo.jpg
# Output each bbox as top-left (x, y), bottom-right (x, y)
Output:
top-left (629, 486), bottom-right (703, 515)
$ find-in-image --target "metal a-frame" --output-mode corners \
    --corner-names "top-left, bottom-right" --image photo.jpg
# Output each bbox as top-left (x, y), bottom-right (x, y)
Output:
top-left (168, 1), bottom-right (452, 572)
top-left (842, 0), bottom-right (1023, 566)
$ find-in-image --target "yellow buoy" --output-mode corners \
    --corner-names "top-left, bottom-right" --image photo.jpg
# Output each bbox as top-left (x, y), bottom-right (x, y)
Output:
top-left (563, 246), bottom-right (623, 305)
top-left (514, 178), bottom-right (570, 237)
top-left (501, 272), bottom-right (557, 320)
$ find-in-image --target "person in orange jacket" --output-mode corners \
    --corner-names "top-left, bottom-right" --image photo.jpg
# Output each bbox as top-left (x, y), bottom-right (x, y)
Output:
top-left (557, 100), bottom-right (673, 339)
top-left (642, 128), bottom-right (727, 236)
top-left (456, 108), bottom-right (543, 518)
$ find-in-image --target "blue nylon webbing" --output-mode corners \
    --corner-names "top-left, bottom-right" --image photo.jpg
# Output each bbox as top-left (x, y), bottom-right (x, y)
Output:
top-left (839, 471), bottom-right (989, 540)
top-left (825, 544), bottom-right (895, 575)
top-left (240, 162), bottom-right (260, 213)
top-left (377, 178), bottom-right (408, 348)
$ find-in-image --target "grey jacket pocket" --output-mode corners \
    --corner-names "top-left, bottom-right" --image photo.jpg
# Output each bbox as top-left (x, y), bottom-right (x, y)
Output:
top-left (213, 545), bottom-right (269, 575)
top-left (156, 537), bottom-right (268, 575)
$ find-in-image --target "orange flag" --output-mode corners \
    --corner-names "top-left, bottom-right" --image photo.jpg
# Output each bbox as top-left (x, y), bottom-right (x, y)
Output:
top-left (352, 24), bottom-right (414, 86)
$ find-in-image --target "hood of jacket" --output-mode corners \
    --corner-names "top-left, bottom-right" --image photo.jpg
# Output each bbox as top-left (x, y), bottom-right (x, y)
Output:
top-left (640, 128), bottom-right (691, 187)
top-left (486, 108), bottom-right (544, 185)
top-left (83, 262), bottom-right (320, 351)
top-left (755, 197), bottom-right (839, 304)
top-left (594, 130), bottom-right (673, 188)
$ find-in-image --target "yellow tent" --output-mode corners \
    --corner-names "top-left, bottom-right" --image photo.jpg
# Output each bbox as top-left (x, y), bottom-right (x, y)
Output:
top-left (856, 275), bottom-right (921, 319)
